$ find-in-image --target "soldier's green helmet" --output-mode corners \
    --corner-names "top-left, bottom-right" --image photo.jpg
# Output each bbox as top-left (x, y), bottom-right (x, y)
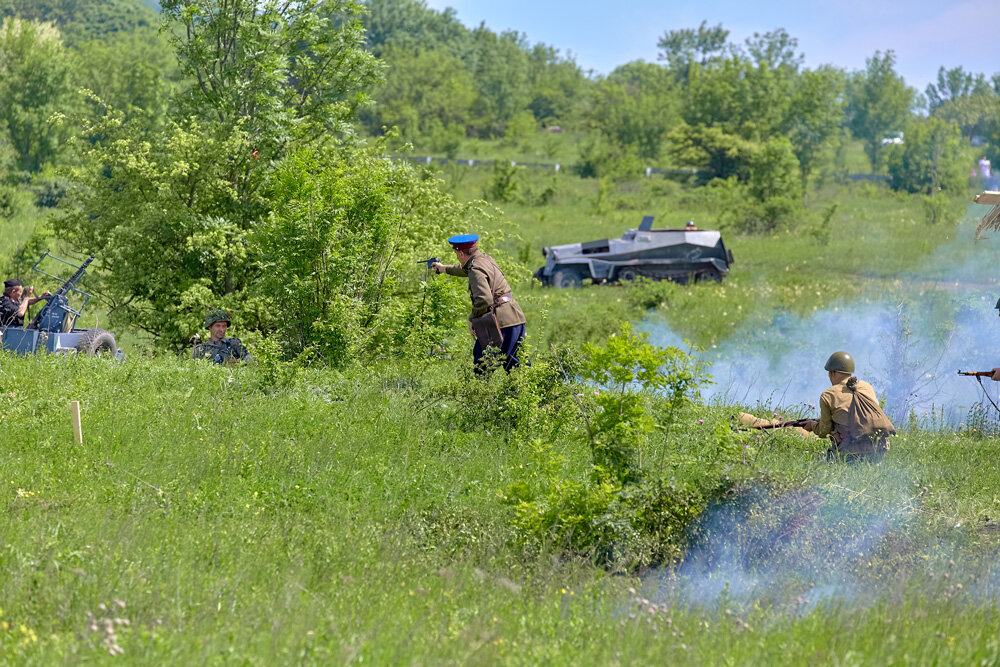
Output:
top-left (204, 309), bottom-right (232, 329)
top-left (824, 350), bottom-right (855, 374)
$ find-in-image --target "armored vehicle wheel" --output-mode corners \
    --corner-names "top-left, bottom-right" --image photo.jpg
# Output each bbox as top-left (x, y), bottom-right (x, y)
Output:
top-left (552, 268), bottom-right (583, 289)
top-left (617, 268), bottom-right (639, 282)
top-left (694, 269), bottom-right (722, 283)
top-left (75, 329), bottom-right (118, 356)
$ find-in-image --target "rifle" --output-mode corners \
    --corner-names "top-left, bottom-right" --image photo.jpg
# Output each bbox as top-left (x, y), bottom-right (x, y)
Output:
top-left (27, 253), bottom-right (95, 331)
top-left (959, 369), bottom-right (1000, 414)
top-left (734, 418), bottom-right (811, 431)
top-left (417, 257), bottom-right (440, 271)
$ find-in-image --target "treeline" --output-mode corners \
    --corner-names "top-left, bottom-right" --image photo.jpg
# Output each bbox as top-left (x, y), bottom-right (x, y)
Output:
top-left (360, 6), bottom-right (1000, 208)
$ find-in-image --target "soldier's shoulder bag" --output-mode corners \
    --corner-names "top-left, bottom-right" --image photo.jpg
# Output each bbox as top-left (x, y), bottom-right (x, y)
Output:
top-left (470, 294), bottom-right (512, 348)
top-left (471, 310), bottom-right (503, 348)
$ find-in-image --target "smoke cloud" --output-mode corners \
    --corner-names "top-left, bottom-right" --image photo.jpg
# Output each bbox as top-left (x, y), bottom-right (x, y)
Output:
top-left (640, 203), bottom-right (1000, 426)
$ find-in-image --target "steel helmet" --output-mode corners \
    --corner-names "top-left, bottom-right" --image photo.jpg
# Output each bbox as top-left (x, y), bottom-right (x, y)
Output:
top-left (824, 350), bottom-right (855, 374)
top-left (204, 309), bottom-right (232, 329)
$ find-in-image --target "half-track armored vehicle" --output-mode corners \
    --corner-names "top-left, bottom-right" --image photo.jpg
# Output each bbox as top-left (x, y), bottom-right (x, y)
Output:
top-left (0, 252), bottom-right (122, 357)
top-left (534, 216), bottom-right (734, 288)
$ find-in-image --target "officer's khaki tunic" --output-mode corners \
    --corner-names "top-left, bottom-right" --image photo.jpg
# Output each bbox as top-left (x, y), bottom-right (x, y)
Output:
top-left (443, 249), bottom-right (525, 327)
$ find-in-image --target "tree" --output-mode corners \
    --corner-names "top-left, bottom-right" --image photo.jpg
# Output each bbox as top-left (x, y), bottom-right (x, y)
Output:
top-left (589, 61), bottom-right (678, 161)
top-left (844, 51), bottom-right (915, 169)
top-left (925, 66), bottom-right (991, 112)
top-left (0, 18), bottom-right (75, 172)
top-left (525, 43), bottom-right (588, 125)
top-left (886, 117), bottom-right (966, 195)
top-left (74, 27), bottom-right (178, 128)
top-left (366, 45), bottom-right (476, 144)
top-left (56, 0), bottom-right (383, 347)
top-left (468, 27), bottom-right (531, 136)
top-left (785, 67), bottom-right (845, 183)
top-left (656, 20), bottom-right (729, 78)
top-left (0, 0), bottom-right (158, 45)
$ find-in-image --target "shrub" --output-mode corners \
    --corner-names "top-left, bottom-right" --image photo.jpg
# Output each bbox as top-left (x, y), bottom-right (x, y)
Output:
top-left (887, 117), bottom-right (967, 195)
top-left (502, 323), bottom-right (712, 569)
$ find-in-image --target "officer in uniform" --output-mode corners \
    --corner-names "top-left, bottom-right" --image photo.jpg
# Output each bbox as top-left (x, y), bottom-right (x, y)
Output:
top-left (431, 234), bottom-right (526, 373)
top-left (802, 351), bottom-right (896, 462)
top-left (0, 279), bottom-right (50, 327)
top-left (192, 309), bottom-right (252, 364)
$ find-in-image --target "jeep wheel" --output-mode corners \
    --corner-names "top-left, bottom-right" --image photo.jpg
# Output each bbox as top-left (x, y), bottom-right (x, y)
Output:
top-left (552, 268), bottom-right (583, 289)
top-left (75, 329), bottom-right (118, 356)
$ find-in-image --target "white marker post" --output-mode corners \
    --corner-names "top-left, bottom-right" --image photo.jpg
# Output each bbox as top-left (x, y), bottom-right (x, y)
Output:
top-left (71, 401), bottom-right (82, 444)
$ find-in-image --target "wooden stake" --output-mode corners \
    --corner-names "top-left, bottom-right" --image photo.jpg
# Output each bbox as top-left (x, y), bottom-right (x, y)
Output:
top-left (71, 401), bottom-right (82, 444)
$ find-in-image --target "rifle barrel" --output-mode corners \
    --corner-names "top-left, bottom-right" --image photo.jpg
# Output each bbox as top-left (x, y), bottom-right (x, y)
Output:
top-left (958, 370), bottom-right (993, 377)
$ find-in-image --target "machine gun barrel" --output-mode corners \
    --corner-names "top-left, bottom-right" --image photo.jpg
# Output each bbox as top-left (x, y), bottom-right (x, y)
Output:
top-left (27, 254), bottom-right (94, 330)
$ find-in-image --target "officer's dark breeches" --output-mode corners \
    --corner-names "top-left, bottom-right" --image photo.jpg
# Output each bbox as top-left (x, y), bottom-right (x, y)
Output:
top-left (473, 323), bottom-right (525, 374)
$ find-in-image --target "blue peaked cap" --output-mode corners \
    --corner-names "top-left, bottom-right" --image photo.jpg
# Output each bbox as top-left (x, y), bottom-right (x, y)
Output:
top-left (448, 234), bottom-right (479, 249)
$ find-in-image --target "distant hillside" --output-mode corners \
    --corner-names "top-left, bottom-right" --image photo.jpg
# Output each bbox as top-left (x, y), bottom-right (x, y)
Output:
top-left (0, 0), bottom-right (159, 43)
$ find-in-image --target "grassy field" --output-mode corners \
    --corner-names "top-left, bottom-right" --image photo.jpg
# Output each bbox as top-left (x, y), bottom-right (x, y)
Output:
top-left (4, 160), bottom-right (1000, 662)
top-left (3, 353), bottom-right (1000, 663)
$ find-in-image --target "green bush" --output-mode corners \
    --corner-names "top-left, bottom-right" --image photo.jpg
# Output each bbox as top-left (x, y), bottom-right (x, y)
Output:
top-left (502, 323), bottom-right (712, 569)
top-left (887, 117), bottom-right (967, 194)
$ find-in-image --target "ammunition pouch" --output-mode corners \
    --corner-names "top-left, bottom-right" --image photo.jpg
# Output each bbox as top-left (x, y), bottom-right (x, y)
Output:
top-left (470, 293), bottom-right (513, 348)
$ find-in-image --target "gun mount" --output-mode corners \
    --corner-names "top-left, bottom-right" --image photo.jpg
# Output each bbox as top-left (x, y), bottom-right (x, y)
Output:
top-left (1, 251), bottom-right (122, 358)
top-left (533, 216), bottom-right (735, 288)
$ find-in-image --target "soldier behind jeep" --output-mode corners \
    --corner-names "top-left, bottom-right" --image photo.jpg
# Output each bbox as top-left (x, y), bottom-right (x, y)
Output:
top-left (193, 309), bottom-right (251, 365)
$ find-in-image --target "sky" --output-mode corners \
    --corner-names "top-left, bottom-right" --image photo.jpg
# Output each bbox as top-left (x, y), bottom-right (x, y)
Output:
top-left (423, 0), bottom-right (997, 94)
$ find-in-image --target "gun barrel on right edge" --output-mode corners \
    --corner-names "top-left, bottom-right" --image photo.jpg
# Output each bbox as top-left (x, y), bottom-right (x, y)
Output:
top-left (958, 370), bottom-right (994, 377)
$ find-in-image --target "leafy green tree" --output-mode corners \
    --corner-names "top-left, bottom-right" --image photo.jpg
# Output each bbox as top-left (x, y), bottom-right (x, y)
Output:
top-left (886, 116), bottom-right (967, 195)
top-left (366, 45), bottom-right (476, 143)
top-left (590, 61), bottom-right (678, 162)
top-left (74, 27), bottom-right (178, 127)
top-left (844, 50), bottom-right (915, 169)
top-left (934, 92), bottom-right (1000, 140)
top-left (785, 67), bottom-right (845, 183)
top-left (0, 0), bottom-right (157, 45)
top-left (680, 30), bottom-right (804, 143)
top-left (363, 0), bottom-right (470, 59)
top-left (0, 18), bottom-right (75, 173)
top-left (925, 66), bottom-right (991, 112)
top-left (656, 20), bottom-right (730, 79)
top-left (57, 0), bottom-right (383, 347)
top-left (468, 27), bottom-right (530, 136)
top-left (525, 43), bottom-right (588, 125)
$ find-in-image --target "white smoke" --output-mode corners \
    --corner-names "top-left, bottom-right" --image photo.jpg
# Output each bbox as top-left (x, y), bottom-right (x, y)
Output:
top-left (639, 203), bottom-right (1000, 426)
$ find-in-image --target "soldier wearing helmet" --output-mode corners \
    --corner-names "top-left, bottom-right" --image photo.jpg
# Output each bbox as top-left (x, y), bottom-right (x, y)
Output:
top-left (192, 309), bottom-right (251, 364)
top-left (803, 351), bottom-right (896, 462)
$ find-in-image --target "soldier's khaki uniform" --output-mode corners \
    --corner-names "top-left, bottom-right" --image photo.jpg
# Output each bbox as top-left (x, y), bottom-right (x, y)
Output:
top-left (815, 376), bottom-right (895, 461)
top-left (443, 249), bottom-right (526, 327)
top-left (442, 248), bottom-right (526, 372)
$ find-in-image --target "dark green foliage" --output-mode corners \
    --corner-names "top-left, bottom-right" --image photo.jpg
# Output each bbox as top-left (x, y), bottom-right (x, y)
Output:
top-left (887, 117), bottom-right (967, 194)
top-left (0, 18), bottom-right (75, 172)
top-left (0, 0), bottom-right (157, 44)
top-left (361, 0), bottom-right (587, 140)
top-left (844, 50), bottom-right (916, 168)
top-left (502, 324), bottom-right (711, 569)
